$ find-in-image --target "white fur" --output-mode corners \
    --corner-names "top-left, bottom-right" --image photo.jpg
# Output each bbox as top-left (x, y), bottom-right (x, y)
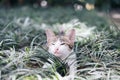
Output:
top-left (48, 39), bottom-right (77, 80)
top-left (48, 39), bottom-right (71, 60)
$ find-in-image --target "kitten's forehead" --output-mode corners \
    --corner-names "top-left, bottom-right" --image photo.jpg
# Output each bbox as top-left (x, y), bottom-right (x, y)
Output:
top-left (49, 35), bottom-right (70, 42)
top-left (47, 35), bottom-right (70, 44)
top-left (58, 37), bottom-right (68, 43)
top-left (58, 36), bottom-right (70, 43)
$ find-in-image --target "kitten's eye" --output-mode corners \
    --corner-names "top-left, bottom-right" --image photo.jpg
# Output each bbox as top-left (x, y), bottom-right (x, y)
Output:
top-left (61, 43), bottom-right (65, 45)
top-left (52, 43), bottom-right (55, 45)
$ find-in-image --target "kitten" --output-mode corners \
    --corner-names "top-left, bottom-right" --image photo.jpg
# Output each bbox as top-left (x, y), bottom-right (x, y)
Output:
top-left (45, 29), bottom-right (76, 80)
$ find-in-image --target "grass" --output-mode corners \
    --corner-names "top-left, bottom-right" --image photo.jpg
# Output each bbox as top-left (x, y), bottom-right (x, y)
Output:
top-left (0, 6), bottom-right (120, 80)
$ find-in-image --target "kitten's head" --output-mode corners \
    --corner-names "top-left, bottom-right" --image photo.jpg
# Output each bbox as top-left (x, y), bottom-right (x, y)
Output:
top-left (45, 29), bottom-right (75, 59)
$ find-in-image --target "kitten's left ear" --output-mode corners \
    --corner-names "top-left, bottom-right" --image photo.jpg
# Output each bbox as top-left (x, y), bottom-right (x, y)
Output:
top-left (66, 29), bottom-right (75, 45)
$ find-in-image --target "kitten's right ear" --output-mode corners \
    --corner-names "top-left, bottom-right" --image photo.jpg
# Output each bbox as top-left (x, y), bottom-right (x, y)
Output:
top-left (66, 29), bottom-right (75, 45)
top-left (45, 29), bottom-right (56, 43)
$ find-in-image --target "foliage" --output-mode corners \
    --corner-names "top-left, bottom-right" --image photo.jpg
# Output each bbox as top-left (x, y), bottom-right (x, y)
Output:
top-left (0, 7), bottom-right (120, 80)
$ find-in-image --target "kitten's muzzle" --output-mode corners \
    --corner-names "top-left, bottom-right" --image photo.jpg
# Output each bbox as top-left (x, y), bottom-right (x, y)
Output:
top-left (54, 48), bottom-right (59, 54)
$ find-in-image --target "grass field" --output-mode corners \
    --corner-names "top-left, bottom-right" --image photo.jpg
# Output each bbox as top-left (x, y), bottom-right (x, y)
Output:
top-left (0, 6), bottom-right (120, 80)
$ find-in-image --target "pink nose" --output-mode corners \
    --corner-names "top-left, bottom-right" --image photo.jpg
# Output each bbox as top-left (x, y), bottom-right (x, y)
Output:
top-left (55, 48), bottom-right (59, 53)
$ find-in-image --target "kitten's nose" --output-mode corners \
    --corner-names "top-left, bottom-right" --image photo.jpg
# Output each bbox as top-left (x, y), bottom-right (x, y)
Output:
top-left (55, 48), bottom-right (59, 54)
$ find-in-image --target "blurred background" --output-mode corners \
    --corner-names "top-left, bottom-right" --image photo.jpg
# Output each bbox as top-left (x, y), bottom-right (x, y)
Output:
top-left (0, 0), bottom-right (119, 26)
top-left (0, 0), bottom-right (120, 9)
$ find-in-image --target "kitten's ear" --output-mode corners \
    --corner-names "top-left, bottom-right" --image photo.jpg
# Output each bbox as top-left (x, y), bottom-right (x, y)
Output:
top-left (45, 29), bottom-right (56, 43)
top-left (66, 29), bottom-right (75, 45)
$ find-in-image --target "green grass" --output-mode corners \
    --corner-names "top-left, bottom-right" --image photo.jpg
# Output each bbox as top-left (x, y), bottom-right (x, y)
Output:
top-left (0, 6), bottom-right (120, 80)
